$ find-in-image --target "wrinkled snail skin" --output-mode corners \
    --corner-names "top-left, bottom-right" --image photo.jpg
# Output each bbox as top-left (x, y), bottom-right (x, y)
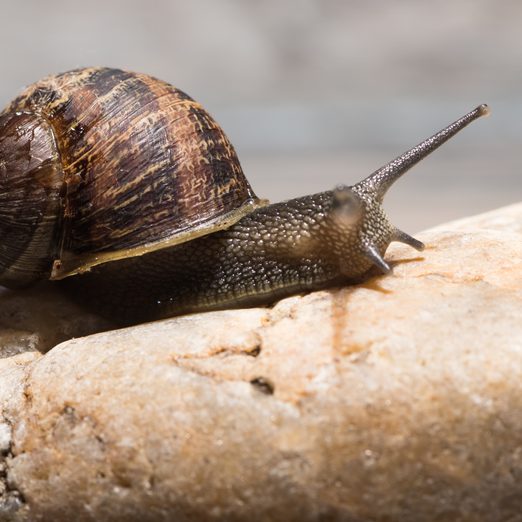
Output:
top-left (62, 190), bottom-right (393, 323)
top-left (63, 104), bottom-right (489, 325)
top-left (0, 67), bottom-right (489, 325)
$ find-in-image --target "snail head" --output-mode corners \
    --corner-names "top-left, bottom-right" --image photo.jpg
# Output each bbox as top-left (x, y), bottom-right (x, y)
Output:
top-left (325, 104), bottom-right (489, 275)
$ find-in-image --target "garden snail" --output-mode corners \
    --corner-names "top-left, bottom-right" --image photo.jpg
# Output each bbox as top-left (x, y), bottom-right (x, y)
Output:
top-left (0, 68), bottom-right (488, 325)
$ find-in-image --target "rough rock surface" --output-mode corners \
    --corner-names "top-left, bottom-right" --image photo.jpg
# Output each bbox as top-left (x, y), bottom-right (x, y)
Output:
top-left (0, 203), bottom-right (521, 522)
top-left (0, 284), bottom-right (114, 356)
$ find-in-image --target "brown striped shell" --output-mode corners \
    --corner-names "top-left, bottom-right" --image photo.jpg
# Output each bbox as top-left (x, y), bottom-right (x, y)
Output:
top-left (0, 67), bottom-right (262, 284)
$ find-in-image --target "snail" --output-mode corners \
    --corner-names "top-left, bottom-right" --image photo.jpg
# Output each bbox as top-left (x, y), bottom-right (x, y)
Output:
top-left (0, 68), bottom-right (488, 325)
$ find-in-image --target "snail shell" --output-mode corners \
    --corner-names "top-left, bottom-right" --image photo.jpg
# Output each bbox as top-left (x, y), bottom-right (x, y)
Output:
top-left (0, 67), bottom-right (261, 287)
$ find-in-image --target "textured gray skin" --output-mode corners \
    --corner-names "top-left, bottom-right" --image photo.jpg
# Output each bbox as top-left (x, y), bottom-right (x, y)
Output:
top-left (64, 189), bottom-right (392, 323)
top-left (62, 105), bottom-right (488, 325)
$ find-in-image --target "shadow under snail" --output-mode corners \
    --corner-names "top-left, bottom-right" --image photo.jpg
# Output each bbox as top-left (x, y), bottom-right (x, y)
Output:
top-left (0, 68), bottom-right (488, 325)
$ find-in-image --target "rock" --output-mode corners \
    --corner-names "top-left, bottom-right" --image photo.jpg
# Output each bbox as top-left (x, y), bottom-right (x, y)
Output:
top-left (0, 203), bottom-right (521, 521)
top-left (0, 352), bottom-right (40, 519)
top-left (0, 283), bottom-right (115, 356)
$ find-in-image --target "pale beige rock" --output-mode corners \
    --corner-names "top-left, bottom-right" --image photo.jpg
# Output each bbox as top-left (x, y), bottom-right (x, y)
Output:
top-left (0, 203), bottom-right (521, 521)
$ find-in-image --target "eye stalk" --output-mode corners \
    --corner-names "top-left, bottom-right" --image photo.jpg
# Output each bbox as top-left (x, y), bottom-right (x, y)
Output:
top-left (356, 104), bottom-right (490, 202)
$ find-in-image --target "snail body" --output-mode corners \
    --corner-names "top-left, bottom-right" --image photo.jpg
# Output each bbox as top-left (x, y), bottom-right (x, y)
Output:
top-left (0, 68), bottom-right (488, 324)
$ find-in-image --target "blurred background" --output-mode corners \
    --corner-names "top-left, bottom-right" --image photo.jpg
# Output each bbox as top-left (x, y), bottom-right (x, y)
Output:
top-left (0, 0), bottom-right (520, 231)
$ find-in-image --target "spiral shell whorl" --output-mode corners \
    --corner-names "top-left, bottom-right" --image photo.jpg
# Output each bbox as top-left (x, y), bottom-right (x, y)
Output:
top-left (0, 111), bottom-right (64, 287)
